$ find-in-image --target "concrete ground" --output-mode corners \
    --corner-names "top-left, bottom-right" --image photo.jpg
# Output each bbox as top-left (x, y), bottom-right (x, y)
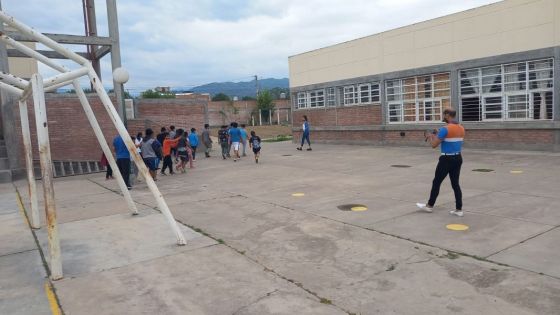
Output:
top-left (4, 141), bottom-right (560, 314)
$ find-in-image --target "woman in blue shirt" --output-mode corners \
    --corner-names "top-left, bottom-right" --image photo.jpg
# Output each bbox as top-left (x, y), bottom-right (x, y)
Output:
top-left (297, 115), bottom-right (312, 151)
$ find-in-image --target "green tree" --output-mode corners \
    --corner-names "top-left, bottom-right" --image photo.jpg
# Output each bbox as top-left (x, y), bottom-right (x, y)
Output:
top-left (211, 93), bottom-right (231, 101)
top-left (141, 89), bottom-right (175, 99)
top-left (257, 90), bottom-right (275, 123)
top-left (241, 96), bottom-right (255, 101)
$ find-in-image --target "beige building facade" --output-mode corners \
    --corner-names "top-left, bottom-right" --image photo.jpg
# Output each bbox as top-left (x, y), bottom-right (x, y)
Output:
top-left (289, 0), bottom-right (560, 151)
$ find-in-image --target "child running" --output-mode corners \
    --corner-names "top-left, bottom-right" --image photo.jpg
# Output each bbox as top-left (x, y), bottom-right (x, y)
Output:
top-left (228, 122), bottom-right (242, 162)
top-left (188, 128), bottom-right (199, 161)
top-left (249, 130), bottom-right (262, 163)
top-left (175, 129), bottom-right (188, 173)
top-left (218, 125), bottom-right (229, 160)
top-left (161, 133), bottom-right (180, 176)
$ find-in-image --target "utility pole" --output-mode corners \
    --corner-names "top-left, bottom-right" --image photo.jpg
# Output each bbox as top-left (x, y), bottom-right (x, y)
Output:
top-left (254, 75), bottom-right (259, 98)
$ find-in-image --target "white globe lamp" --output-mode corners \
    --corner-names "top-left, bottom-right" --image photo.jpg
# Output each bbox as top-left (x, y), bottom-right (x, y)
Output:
top-left (113, 67), bottom-right (129, 84)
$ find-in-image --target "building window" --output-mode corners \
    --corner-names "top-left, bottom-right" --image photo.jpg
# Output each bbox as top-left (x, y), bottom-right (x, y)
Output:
top-left (309, 89), bottom-right (325, 108)
top-left (358, 83), bottom-right (381, 104)
top-left (297, 92), bottom-right (307, 109)
top-left (326, 87), bottom-right (336, 106)
top-left (385, 73), bottom-right (451, 123)
top-left (460, 58), bottom-right (554, 121)
top-left (343, 85), bottom-right (358, 105)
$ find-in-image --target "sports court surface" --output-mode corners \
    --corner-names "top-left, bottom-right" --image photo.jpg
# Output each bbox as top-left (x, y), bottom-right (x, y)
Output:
top-left (2, 141), bottom-right (560, 314)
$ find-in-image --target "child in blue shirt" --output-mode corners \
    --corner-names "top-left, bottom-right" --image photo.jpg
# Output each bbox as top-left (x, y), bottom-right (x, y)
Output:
top-left (188, 128), bottom-right (199, 161)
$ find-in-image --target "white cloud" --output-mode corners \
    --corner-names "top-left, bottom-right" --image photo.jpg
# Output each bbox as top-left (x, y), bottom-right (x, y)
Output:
top-left (3, 0), bottom-right (501, 91)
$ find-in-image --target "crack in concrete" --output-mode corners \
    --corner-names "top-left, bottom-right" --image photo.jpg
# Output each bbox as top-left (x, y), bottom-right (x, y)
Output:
top-left (231, 289), bottom-right (279, 315)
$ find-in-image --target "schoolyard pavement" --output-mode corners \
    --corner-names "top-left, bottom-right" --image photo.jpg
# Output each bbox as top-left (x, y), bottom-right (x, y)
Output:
top-left (2, 141), bottom-right (560, 314)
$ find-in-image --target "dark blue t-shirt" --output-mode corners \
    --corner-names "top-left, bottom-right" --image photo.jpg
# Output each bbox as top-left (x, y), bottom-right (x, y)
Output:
top-left (113, 136), bottom-right (130, 159)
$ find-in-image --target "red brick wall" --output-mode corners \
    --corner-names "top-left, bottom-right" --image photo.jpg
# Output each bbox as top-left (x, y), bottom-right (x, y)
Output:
top-left (136, 99), bottom-right (206, 131)
top-left (293, 128), bottom-right (556, 149)
top-left (14, 94), bottom-right (119, 162)
top-left (292, 104), bottom-right (382, 127)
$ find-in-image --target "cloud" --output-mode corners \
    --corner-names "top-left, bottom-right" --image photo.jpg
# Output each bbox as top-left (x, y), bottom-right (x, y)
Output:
top-left (3, 0), bottom-right (501, 91)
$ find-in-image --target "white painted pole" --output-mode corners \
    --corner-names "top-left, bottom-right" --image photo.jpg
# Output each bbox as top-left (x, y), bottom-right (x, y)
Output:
top-left (43, 67), bottom-right (89, 89)
top-left (0, 11), bottom-right (89, 65)
top-left (259, 109), bottom-right (262, 126)
top-left (277, 109), bottom-right (280, 125)
top-left (18, 100), bottom-right (40, 229)
top-left (0, 80), bottom-right (23, 97)
top-left (0, 71), bottom-right (28, 89)
top-left (30, 74), bottom-right (63, 280)
top-left (269, 110), bottom-right (272, 125)
top-left (87, 67), bottom-right (186, 245)
top-left (72, 80), bottom-right (138, 215)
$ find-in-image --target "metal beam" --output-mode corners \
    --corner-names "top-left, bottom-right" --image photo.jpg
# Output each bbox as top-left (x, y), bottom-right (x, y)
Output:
top-left (8, 49), bottom-right (89, 60)
top-left (107, 0), bottom-right (125, 121)
top-left (94, 45), bottom-right (111, 59)
top-left (5, 31), bottom-right (112, 46)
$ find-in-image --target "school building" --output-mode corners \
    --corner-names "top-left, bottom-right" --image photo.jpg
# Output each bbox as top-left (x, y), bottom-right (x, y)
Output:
top-left (289, 0), bottom-right (560, 151)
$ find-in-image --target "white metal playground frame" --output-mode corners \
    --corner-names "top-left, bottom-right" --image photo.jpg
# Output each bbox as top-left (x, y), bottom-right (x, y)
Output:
top-left (0, 11), bottom-right (186, 280)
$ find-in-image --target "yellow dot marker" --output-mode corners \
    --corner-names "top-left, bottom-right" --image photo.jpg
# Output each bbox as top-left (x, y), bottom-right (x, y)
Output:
top-left (446, 224), bottom-right (469, 231)
top-left (351, 206), bottom-right (368, 212)
top-left (291, 193), bottom-right (305, 197)
top-left (510, 170), bottom-right (523, 174)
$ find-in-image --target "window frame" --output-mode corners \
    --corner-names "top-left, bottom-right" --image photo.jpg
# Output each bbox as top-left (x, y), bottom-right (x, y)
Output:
top-left (459, 58), bottom-right (554, 122)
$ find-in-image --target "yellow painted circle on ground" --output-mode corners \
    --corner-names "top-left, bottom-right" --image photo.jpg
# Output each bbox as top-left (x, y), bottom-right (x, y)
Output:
top-left (446, 224), bottom-right (469, 231)
top-left (510, 170), bottom-right (523, 174)
top-left (351, 206), bottom-right (368, 212)
top-left (291, 193), bottom-right (305, 197)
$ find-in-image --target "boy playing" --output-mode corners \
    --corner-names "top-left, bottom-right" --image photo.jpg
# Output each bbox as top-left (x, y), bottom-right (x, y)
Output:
top-left (249, 130), bottom-right (262, 163)
top-left (228, 122), bottom-right (242, 162)
top-left (161, 133), bottom-right (180, 175)
top-left (218, 125), bottom-right (229, 160)
top-left (188, 128), bottom-right (199, 161)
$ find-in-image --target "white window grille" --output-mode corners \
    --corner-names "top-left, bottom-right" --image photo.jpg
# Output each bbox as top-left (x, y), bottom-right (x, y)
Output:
top-left (343, 85), bottom-right (358, 105)
top-left (459, 58), bottom-right (554, 121)
top-left (326, 87), bottom-right (336, 106)
top-left (309, 89), bottom-right (325, 108)
top-left (385, 73), bottom-right (450, 123)
top-left (357, 82), bottom-right (380, 104)
top-left (297, 92), bottom-right (307, 109)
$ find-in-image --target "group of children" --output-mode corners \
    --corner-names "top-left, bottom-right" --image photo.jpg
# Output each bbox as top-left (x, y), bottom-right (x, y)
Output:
top-left (104, 122), bottom-right (263, 185)
top-left (218, 122), bottom-right (262, 163)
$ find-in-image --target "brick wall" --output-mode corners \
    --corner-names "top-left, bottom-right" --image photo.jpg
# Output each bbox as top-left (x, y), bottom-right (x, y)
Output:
top-left (292, 104), bottom-right (382, 127)
top-left (293, 128), bottom-right (556, 150)
top-left (14, 94), bottom-right (118, 163)
top-left (208, 99), bottom-right (292, 127)
top-left (135, 99), bottom-right (207, 132)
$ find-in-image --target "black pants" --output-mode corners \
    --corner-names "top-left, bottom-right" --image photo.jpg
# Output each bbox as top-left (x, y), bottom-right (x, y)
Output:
top-left (116, 158), bottom-right (131, 188)
top-left (105, 165), bottom-right (113, 178)
top-left (428, 155), bottom-right (463, 210)
top-left (162, 155), bottom-right (173, 174)
top-left (191, 146), bottom-right (197, 160)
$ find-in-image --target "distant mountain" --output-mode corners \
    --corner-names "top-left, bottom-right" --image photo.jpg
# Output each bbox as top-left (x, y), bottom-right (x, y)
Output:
top-left (181, 78), bottom-right (289, 98)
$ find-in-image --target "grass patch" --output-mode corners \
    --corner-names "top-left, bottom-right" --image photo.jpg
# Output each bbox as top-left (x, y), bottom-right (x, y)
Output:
top-left (217, 239), bottom-right (225, 244)
top-left (263, 135), bottom-right (293, 142)
top-left (319, 298), bottom-right (332, 305)
top-left (444, 252), bottom-right (460, 260)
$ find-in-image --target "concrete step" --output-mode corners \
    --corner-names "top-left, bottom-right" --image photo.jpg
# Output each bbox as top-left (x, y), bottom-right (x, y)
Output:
top-left (0, 146), bottom-right (7, 158)
top-left (0, 158), bottom-right (9, 170)
top-left (0, 170), bottom-right (12, 183)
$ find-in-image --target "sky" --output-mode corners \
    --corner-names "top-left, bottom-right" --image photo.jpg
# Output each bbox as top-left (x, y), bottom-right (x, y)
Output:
top-left (3, 0), bottom-right (502, 92)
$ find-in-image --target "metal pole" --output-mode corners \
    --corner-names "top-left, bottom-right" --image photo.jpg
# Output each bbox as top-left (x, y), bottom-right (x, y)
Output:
top-left (269, 110), bottom-right (272, 125)
top-left (18, 100), bottom-right (40, 229)
top-left (30, 74), bottom-right (63, 280)
top-left (72, 80), bottom-right (138, 215)
top-left (277, 109), bottom-right (280, 125)
top-left (259, 109), bottom-right (262, 126)
top-left (87, 67), bottom-right (186, 245)
top-left (106, 0), bottom-right (125, 121)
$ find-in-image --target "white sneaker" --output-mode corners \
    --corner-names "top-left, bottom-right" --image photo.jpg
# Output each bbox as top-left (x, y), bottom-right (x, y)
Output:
top-left (449, 210), bottom-right (464, 217)
top-left (416, 203), bottom-right (433, 213)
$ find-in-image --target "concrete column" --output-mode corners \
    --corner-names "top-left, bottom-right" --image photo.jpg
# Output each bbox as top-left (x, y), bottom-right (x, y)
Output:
top-left (554, 47), bottom-right (560, 122)
top-left (106, 0), bottom-right (125, 121)
top-left (449, 67), bottom-right (460, 120)
top-left (379, 77), bottom-right (387, 126)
